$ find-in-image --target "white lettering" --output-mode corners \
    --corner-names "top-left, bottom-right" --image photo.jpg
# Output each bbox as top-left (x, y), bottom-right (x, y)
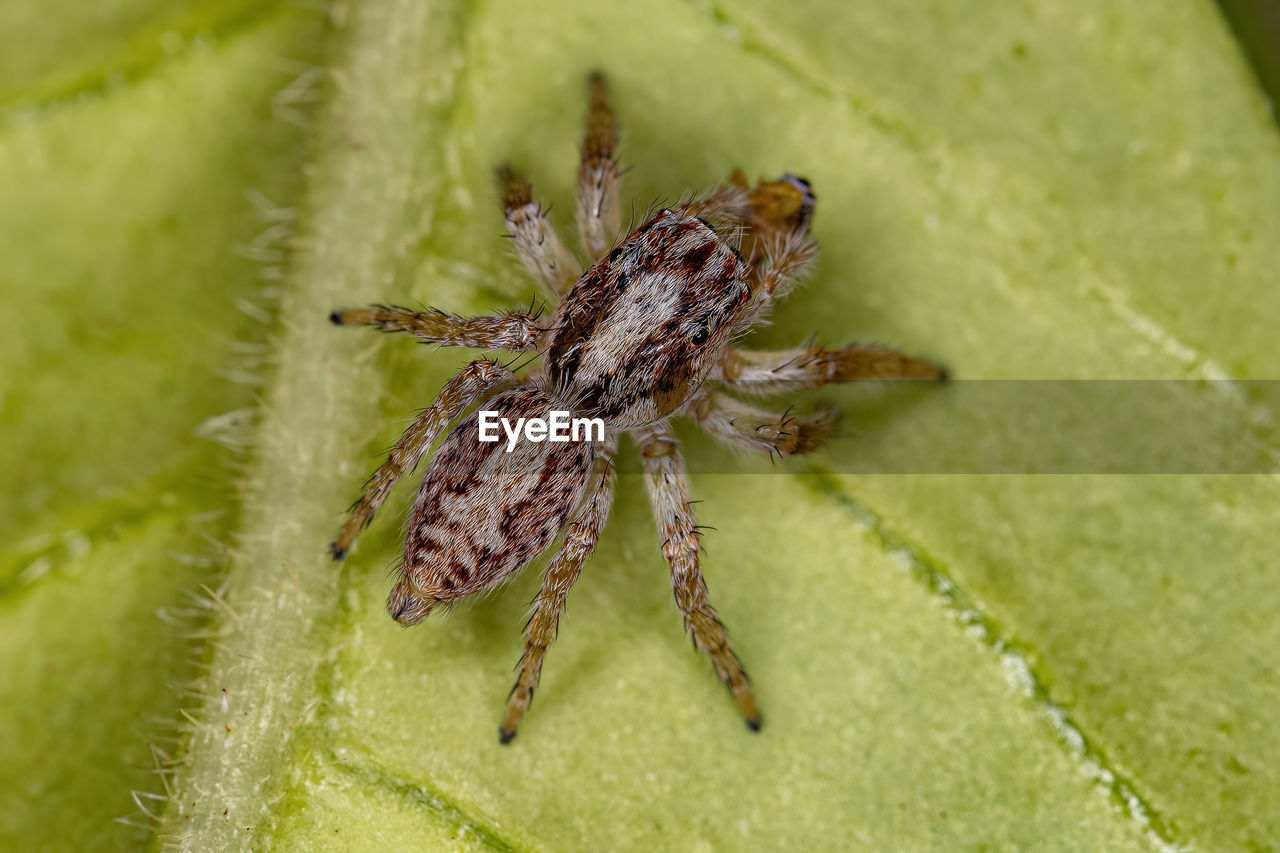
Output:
top-left (549, 410), bottom-right (570, 442)
top-left (573, 417), bottom-right (605, 443)
top-left (477, 411), bottom-right (607, 451)
top-left (502, 417), bottom-right (525, 453)
top-left (478, 410), bottom-right (500, 442)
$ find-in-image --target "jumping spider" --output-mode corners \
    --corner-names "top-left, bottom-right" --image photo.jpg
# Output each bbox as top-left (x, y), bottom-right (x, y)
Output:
top-left (329, 72), bottom-right (944, 743)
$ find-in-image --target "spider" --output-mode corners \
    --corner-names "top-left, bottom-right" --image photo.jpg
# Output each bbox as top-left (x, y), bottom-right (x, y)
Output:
top-left (328, 72), bottom-right (944, 743)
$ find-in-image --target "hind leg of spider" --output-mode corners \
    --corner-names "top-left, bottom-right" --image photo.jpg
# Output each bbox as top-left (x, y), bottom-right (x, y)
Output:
top-left (500, 434), bottom-right (618, 743)
top-left (498, 165), bottom-right (582, 298)
top-left (329, 359), bottom-right (518, 560)
top-left (329, 306), bottom-right (545, 350)
top-left (717, 344), bottom-right (947, 394)
top-left (576, 72), bottom-right (622, 260)
top-left (632, 421), bottom-right (760, 730)
top-left (685, 389), bottom-right (837, 458)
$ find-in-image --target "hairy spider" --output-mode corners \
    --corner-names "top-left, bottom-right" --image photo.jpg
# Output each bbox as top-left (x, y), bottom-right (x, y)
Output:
top-left (329, 72), bottom-right (944, 743)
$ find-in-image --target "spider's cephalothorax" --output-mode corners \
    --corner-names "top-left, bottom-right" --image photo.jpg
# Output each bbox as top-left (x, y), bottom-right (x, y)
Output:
top-left (329, 73), bottom-right (944, 743)
top-left (546, 209), bottom-right (752, 426)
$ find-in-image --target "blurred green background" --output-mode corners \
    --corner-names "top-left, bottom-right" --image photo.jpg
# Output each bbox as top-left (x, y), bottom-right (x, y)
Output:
top-left (2, 1), bottom-right (1279, 850)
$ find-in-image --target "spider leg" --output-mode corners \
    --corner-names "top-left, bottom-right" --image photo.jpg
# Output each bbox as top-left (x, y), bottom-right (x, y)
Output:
top-left (500, 432), bottom-right (619, 743)
top-left (685, 389), bottom-right (837, 456)
top-left (716, 344), bottom-right (946, 394)
top-left (631, 421), bottom-right (761, 730)
top-left (576, 72), bottom-right (622, 261)
top-left (498, 165), bottom-right (582, 299)
top-left (329, 306), bottom-right (544, 350)
top-left (738, 227), bottom-right (818, 328)
top-left (329, 359), bottom-right (518, 560)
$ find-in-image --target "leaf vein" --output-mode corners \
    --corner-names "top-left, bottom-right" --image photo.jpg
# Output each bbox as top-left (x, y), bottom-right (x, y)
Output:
top-left (803, 464), bottom-right (1186, 852)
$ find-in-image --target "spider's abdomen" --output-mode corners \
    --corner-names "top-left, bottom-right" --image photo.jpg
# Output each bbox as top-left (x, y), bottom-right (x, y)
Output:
top-left (544, 211), bottom-right (751, 428)
top-left (386, 387), bottom-right (594, 625)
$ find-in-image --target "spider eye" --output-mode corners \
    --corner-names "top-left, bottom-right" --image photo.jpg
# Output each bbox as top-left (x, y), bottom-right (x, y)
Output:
top-left (691, 321), bottom-right (710, 346)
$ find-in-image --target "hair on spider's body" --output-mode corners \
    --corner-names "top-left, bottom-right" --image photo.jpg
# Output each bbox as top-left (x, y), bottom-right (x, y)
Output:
top-left (329, 72), bottom-right (945, 743)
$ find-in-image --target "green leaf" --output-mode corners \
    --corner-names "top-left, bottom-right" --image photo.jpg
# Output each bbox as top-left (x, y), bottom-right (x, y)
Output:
top-left (3, 0), bottom-right (1278, 850)
top-left (0, 2), bottom-right (321, 848)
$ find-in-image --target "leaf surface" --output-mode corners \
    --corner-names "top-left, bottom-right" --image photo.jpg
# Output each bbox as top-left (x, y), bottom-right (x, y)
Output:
top-left (2, 0), bottom-right (1277, 850)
